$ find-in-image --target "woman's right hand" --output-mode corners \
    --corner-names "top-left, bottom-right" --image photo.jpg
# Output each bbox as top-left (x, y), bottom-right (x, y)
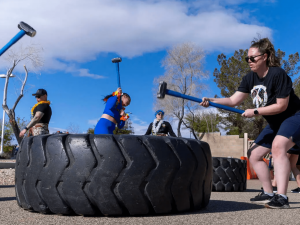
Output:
top-left (200, 97), bottom-right (210, 107)
top-left (117, 87), bottom-right (122, 95)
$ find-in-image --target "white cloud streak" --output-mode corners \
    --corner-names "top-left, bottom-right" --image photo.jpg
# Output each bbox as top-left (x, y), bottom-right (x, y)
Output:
top-left (0, 0), bottom-right (272, 74)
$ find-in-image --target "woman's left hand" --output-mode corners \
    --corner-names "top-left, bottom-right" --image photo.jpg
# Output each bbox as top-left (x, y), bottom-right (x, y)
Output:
top-left (120, 109), bottom-right (125, 116)
top-left (242, 109), bottom-right (255, 118)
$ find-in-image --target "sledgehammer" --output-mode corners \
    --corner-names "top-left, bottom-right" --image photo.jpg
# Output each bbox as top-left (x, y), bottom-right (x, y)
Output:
top-left (112, 57), bottom-right (122, 88)
top-left (157, 81), bottom-right (245, 114)
top-left (0, 21), bottom-right (36, 56)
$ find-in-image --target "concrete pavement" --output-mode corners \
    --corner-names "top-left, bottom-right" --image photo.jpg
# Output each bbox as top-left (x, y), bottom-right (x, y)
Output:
top-left (0, 180), bottom-right (299, 225)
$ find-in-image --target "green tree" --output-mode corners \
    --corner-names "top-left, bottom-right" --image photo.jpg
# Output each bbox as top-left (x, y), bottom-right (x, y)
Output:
top-left (214, 49), bottom-right (300, 139)
top-left (113, 119), bottom-right (134, 135)
top-left (87, 127), bottom-right (95, 134)
top-left (0, 117), bottom-right (27, 153)
top-left (184, 110), bottom-right (220, 139)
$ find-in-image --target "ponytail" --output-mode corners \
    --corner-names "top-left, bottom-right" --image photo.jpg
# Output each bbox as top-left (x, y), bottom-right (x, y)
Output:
top-left (250, 38), bottom-right (280, 67)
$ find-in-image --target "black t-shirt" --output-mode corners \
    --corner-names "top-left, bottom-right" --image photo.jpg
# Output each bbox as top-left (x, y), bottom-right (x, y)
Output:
top-left (238, 67), bottom-right (300, 128)
top-left (33, 103), bottom-right (52, 124)
top-left (145, 121), bottom-right (177, 137)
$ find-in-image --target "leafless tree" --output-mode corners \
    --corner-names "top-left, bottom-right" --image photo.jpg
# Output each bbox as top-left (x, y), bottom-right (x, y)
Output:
top-left (2, 44), bottom-right (43, 144)
top-left (154, 43), bottom-right (208, 137)
top-left (66, 123), bottom-right (81, 134)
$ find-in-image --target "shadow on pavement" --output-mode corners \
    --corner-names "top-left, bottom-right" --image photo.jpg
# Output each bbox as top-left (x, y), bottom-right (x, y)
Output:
top-left (0, 185), bottom-right (15, 188)
top-left (0, 197), bottom-right (16, 202)
top-left (196, 200), bottom-right (264, 213)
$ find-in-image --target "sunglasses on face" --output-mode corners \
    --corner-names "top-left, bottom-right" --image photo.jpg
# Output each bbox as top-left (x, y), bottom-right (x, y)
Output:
top-left (245, 53), bottom-right (264, 63)
top-left (35, 95), bottom-right (41, 98)
top-left (157, 113), bottom-right (163, 116)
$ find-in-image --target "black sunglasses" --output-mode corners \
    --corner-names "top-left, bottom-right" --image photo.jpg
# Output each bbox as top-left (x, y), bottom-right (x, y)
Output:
top-left (245, 53), bottom-right (264, 63)
top-left (157, 113), bottom-right (163, 116)
top-left (35, 95), bottom-right (41, 98)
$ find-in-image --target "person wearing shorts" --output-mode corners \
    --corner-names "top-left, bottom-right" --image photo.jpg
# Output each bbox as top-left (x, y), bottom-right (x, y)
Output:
top-left (271, 147), bottom-right (300, 193)
top-left (94, 88), bottom-right (131, 134)
top-left (200, 38), bottom-right (300, 209)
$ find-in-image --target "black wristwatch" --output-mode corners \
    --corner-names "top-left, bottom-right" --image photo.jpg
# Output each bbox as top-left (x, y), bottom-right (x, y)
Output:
top-left (24, 127), bottom-right (29, 130)
top-left (254, 109), bottom-right (259, 115)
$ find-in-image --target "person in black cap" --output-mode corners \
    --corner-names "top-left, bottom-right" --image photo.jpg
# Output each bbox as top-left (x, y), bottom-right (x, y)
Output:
top-left (19, 89), bottom-right (52, 137)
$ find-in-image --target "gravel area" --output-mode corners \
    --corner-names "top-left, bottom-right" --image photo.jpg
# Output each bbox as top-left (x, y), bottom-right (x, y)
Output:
top-left (0, 169), bottom-right (15, 185)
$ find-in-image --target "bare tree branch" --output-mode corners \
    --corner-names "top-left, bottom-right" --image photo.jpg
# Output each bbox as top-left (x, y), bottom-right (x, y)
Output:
top-left (154, 43), bottom-right (208, 137)
top-left (1, 44), bottom-right (44, 144)
top-left (12, 65), bottom-right (28, 111)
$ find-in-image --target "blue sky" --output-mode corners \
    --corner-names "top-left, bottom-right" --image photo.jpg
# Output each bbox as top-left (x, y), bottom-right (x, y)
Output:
top-left (0, 0), bottom-right (299, 137)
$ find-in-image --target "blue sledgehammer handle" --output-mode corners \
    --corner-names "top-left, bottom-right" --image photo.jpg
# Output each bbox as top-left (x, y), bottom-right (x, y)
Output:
top-left (0, 30), bottom-right (26, 56)
top-left (166, 89), bottom-right (245, 114)
top-left (116, 63), bottom-right (121, 88)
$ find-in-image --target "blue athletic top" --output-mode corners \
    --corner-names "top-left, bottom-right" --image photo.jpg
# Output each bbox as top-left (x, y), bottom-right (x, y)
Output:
top-left (103, 96), bottom-right (125, 129)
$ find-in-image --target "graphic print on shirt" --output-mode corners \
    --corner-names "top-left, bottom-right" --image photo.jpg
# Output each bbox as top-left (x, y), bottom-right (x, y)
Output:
top-left (251, 85), bottom-right (268, 108)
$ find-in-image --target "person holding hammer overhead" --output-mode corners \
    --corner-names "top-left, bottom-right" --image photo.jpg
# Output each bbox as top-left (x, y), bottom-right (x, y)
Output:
top-left (94, 87), bottom-right (131, 134)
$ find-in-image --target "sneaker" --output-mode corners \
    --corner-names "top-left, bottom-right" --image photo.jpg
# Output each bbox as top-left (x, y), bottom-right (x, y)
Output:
top-left (265, 195), bottom-right (290, 209)
top-left (260, 186), bottom-right (277, 193)
top-left (250, 192), bottom-right (273, 204)
top-left (291, 187), bottom-right (300, 193)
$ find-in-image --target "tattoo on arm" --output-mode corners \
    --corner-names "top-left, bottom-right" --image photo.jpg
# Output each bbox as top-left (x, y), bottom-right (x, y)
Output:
top-left (26, 111), bottom-right (44, 129)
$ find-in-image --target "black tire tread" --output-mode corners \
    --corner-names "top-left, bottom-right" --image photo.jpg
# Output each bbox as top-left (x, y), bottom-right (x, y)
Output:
top-left (15, 134), bottom-right (213, 216)
top-left (212, 157), bottom-right (247, 192)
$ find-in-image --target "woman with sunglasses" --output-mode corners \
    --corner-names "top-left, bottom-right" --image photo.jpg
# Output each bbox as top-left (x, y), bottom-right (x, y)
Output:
top-left (145, 110), bottom-right (176, 137)
top-left (94, 87), bottom-right (131, 134)
top-left (200, 37), bottom-right (300, 209)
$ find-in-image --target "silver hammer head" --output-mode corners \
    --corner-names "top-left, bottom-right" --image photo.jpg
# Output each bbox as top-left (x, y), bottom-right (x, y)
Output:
top-left (112, 57), bottom-right (122, 63)
top-left (157, 81), bottom-right (167, 99)
top-left (18, 21), bottom-right (36, 37)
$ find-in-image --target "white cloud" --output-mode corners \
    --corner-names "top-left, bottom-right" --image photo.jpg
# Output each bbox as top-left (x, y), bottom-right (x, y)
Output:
top-left (130, 115), bottom-right (149, 135)
top-left (49, 127), bottom-right (68, 134)
top-left (0, 0), bottom-right (272, 73)
top-left (88, 118), bottom-right (100, 125)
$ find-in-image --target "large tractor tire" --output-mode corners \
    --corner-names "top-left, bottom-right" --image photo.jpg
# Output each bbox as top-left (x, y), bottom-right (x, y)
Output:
top-left (15, 134), bottom-right (213, 216)
top-left (212, 157), bottom-right (247, 192)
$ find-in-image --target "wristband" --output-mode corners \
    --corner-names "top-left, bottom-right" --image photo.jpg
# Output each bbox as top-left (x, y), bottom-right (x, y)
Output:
top-left (24, 127), bottom-right (29, 130)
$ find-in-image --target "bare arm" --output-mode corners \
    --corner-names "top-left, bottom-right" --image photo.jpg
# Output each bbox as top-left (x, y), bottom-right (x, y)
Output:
top-left (19, 111), bottom-right (44, 138)
top-left (26, 111), bottom-right (44, 128)
top-left (200, 91), bottom-right (249, 107)
top-left (242, 96), bottom-right (289, 118)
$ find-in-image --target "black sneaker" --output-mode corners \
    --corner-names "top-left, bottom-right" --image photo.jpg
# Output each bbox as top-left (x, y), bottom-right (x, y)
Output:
top-left (291, 187), bottom-right (300, 193)
top-left (265, 195), bottom-right (290, 209)
top-left (250, 192), bottom-right (273, 204)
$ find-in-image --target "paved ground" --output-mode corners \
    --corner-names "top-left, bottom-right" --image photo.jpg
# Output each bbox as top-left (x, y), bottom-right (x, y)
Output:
top-left (0, 180), bottom-right (300, 225)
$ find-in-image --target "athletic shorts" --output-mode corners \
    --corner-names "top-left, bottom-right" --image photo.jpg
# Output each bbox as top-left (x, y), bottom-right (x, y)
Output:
top-left (94, 118), bottom-right (116, 135)
top-left (254, 111), bottom-right (300, 154)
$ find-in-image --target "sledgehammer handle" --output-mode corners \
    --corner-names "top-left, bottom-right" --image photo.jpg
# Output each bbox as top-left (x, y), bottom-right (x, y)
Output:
top-left (116, 63), bottom-right (121, 88)
top-left (166, 89), bottom-right (245, 114)
top-left (0, 30), bottom-right (26, 56)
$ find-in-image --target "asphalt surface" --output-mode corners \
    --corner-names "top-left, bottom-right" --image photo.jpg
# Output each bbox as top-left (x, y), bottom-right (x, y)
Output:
top-left (0, 180), bottom-right (300, 225)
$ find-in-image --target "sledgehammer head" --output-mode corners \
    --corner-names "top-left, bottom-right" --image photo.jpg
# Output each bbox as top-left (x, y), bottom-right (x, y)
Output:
top-left (157, 81), bottom-right (167, 99)
top-left (18, 22), bottom-right (36, 37)
top-left (112, 57), bottom-right (122, 63)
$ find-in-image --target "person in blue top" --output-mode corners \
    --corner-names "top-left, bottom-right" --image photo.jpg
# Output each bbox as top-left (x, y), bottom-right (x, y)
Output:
top-left (94, 88), bottom-right (131, 134)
